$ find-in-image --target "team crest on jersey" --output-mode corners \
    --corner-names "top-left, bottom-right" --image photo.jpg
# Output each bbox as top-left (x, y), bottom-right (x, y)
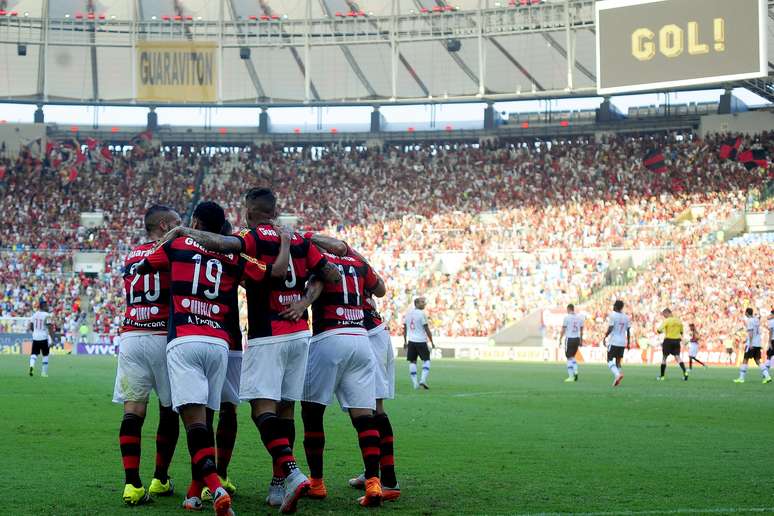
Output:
top-left (238, 228), bottom-right (251, 238)
top-left (240, 253), bottom-right (267, 270)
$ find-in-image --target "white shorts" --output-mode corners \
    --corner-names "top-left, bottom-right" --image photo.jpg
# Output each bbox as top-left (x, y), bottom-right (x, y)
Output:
top-left (221, 352), bottom-right (242, 406)
top-left (689, 343), bottom-right (699, 358)
top-left (167, 341), bottom-right (228, 412)
top-left (369, 329), bottom-right (395, 400)
top-left (240, 337), bottom-right (309, 402)
top-left (112, 333), bottom-right (171, 407)
top-left (303, 333), bottom-right (376, 410)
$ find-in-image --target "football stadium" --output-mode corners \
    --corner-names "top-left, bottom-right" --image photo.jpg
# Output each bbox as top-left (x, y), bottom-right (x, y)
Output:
top-left (1, 0), bottom-right (773, 514)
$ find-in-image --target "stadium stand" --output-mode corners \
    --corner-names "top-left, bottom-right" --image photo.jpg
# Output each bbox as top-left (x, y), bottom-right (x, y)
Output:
top-left (0, 130), bottom-right (772, 339)
top-left (580, 242), bottom-right (773, 352)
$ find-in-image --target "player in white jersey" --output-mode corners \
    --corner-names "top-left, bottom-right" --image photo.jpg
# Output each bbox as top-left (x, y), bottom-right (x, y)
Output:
top-left (687, 323), bottom-right (707, 370)
top-left (734, 308), bottom-right (771, 384)
top-left (404, 298), bottom-right (434, 389)
top-left (28, 300), bottom-right (53, 377)
top-left (765, 310), bottom-right (774, 373)
top-left (602, 300), bottom-right (630, 387)
top-left (559, 304), bottom-right (584, 382)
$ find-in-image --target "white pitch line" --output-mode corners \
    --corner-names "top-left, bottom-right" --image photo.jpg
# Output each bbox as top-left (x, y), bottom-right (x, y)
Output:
top-left (450, 391), bottom-right (513, 397)
top-left (516, 507), bottom-right (774, 516)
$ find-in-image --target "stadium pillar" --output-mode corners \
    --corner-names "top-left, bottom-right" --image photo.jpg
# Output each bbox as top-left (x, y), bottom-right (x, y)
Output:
top-left (259, 108), bottom-right (270, 134)
top-left (34, 104), bottom-right (44, 124)
top-left (596, 97), bottom-right (619, 122)
top-left (484, 102), bottom-right (497, 130)
top-left (718, 89), bottom-right (746, 115)
top-left (370, 106), bottom-right (384, 133)
top-left (147, 107), bottom-right (158, 132)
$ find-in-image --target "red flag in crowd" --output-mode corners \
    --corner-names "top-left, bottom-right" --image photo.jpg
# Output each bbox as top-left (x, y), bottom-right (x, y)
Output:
top-left (643, 149), bottom-right (667, 174)
top-left (719, 137), bottom-right (741, 160)
top-left (738, 148), bottom-right (768, 171)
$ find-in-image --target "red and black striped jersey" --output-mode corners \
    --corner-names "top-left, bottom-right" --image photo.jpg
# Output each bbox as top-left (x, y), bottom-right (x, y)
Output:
top-left (311, 251), bottom-right (379, 339)
top-left (140, 237), bottom-right (270, 349)
top-left (235, 225), bottom-right (329, 343)
top-left (362, 295), bottom-right (385, 334)
top-left (120, 241), bottom-right (170, 335)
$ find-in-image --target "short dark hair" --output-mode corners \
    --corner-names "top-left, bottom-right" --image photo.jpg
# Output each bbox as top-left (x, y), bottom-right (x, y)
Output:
top-left (244, 187), bottom-right (277, 212)
top-left (144, 204), bottom-right (174, 233)
top-left (613, 300), bottom-right (624, 311)
top-left (192, 201), bottom-right (226, 234)
top-left (745, 307), bottom-right (754, 317)
top-left (567, 304), bottom-right (574, 310)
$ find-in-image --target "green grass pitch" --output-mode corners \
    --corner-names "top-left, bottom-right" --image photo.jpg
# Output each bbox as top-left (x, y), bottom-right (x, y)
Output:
top-left (3, 355), bottom-right (772, 515)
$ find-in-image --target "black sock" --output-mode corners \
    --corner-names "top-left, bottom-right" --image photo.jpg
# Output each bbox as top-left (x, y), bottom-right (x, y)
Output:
top-left (278, 417), bottom-right (296, 451)
top-left (301, 402), bottom-right (326, 479)
top-left (375, 413), bottom-right (397, 487)
top-left (253, 412), bottom-right (298, 477)
top-left (119, 413), bottom-right (144, 488)
top-left (216, 406), bottom-right (238, 478)
top-left (660, 363), bottom-right (666, 377)
top-left (352, 415), bottom-right (380, 479)
top-left (153, 406), bottom-right (179, 483)
top-left (679, 362), bottom-right (686, 373)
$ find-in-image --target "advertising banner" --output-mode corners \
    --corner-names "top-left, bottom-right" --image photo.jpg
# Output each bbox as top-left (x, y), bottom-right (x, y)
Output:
top-left (0, 333), bottom-right (31, 354)
top-left (76, 343), bottom-right (118, 356)
top-left (596, 0), bottom-right (767, 94)
top-left (136, 41), bottom-right (217, 102)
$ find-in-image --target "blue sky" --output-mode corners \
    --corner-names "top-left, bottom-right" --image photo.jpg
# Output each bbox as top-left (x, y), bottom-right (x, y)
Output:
top-left (0, 88), bottom-right (768, 132)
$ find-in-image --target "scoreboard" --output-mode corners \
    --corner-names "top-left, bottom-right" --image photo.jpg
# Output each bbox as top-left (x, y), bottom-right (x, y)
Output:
top-left (596, 0), bottom-right (768, 94)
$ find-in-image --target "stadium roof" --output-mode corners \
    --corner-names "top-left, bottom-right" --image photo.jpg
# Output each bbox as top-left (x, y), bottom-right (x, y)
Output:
top-left (0, 0), bottom-right (772, 106)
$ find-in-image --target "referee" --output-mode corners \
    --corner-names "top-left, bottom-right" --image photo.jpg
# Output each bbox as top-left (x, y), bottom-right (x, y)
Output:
top-left (657, 308), bottom-right (688, 381)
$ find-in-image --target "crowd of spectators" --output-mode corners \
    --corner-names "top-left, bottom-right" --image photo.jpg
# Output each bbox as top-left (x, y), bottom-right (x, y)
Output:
top-left (580, 241), bottom-right (773, 352)
top-left (1, 130), bottom-right (772, 338)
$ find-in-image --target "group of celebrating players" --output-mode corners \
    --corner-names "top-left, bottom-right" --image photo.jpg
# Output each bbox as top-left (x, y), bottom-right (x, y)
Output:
top-left (559, 301), bottom-right (774, 385)
top-left (113, 187), bottom-right (405, 515)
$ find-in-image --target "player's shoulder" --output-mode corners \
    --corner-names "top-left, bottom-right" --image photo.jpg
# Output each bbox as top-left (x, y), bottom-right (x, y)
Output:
top-left (125, 241), bottom-right (156, 260)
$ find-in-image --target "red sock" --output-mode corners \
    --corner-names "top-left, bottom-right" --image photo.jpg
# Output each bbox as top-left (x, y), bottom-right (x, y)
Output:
top-left (186, 423), bottom-right (222, 494)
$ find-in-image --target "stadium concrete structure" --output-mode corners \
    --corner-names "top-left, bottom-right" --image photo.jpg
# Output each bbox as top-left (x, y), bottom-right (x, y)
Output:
top-left (0, 0), bottom-right (771, 115)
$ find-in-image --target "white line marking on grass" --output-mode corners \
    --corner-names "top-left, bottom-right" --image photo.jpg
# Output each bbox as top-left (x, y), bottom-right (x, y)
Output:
top-left (517, 507), bottom-right (774, 515)
top-left (450, 391), bottom-right (512, 397)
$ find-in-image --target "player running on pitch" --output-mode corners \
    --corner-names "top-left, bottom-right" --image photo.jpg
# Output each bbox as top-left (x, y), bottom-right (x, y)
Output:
top-left (404, 297), bottom-right (434, 389)
top-left (656, 308), bottom-right (688, 381)
top-left (559, 304), bottom-right (584, 382)
top-left (687, 323), bottom-right (707, 370)
top-left (734, 308), bottom-right (771, 384)
top-left (603, 300), bottom-right (630, 387)
top-left (115, 205), bottom-right (182, 506)
top-left (28, 299), bottom-right (53, 377)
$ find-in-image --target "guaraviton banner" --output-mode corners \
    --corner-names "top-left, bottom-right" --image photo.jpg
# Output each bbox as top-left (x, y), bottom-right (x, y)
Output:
top-left (136, 41), bottom-right (217, 102)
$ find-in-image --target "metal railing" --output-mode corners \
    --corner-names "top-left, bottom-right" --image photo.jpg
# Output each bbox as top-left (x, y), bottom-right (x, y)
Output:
top-left (0, 2), bottom-right (595, 48)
